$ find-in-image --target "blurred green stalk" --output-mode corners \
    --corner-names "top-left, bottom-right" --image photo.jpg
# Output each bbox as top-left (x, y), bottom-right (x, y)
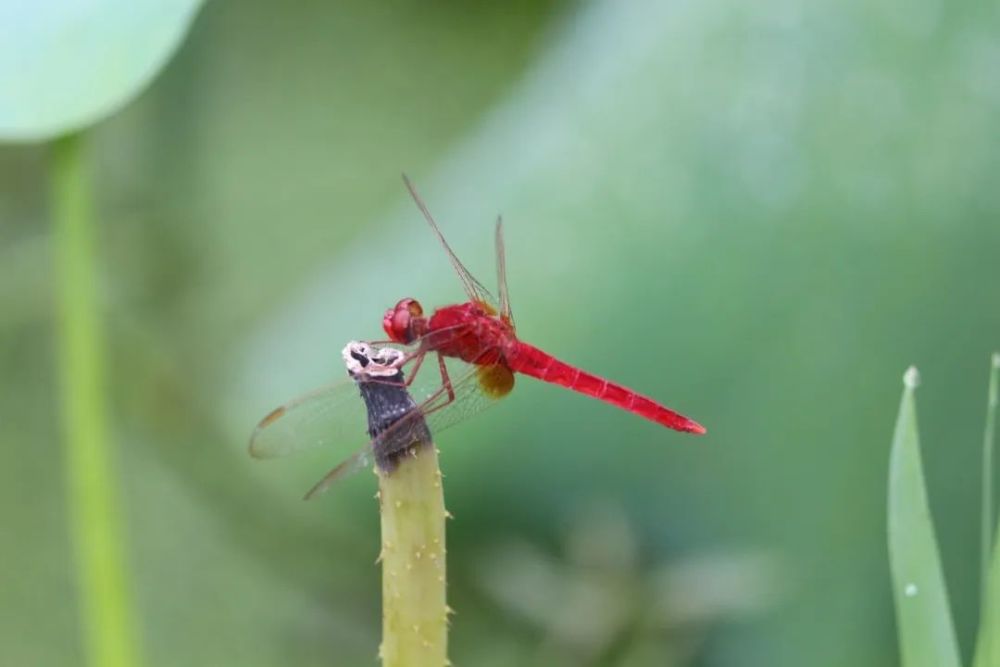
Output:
top-left (51, 134), bottom-right (142, 667)
top-left (378, 443), bottom-right (449, 667)
top-left (983, 352), bottom-right (1000, 614)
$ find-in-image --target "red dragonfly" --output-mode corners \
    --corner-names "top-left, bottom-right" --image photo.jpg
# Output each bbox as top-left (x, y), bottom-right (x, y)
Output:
top-left (250, 177), bottom-right (704, 497)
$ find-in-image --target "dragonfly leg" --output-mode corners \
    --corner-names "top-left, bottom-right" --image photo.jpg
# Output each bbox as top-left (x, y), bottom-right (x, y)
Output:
top-left (403, 351), bottom-right (428, 387)
top-left (396, 353), bottom-right (460, 423)
top-left (437, 352), bottom-right (456, 403)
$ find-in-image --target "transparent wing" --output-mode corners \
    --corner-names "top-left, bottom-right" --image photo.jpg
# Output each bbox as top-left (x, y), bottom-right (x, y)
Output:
top-left (494, 215), bottom-right (514, 327)
top-left (304, 350), bottom-right (513, 499)
top-left (422, 353), bottom-right (512, 434)
top-left (401, 174), bottom-right (498, 309)
top-left (248, 331), bottom-right (471, 461)
top-left (248, 376), bottom-right (374, 460)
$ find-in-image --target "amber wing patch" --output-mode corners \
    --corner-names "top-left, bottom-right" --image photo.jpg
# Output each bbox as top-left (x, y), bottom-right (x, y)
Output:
top-left (476, 363), bottom-right (515, 398)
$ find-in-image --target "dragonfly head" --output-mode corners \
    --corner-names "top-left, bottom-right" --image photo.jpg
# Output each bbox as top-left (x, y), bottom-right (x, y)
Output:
top-left (383, 298), bottom-right (428, 344)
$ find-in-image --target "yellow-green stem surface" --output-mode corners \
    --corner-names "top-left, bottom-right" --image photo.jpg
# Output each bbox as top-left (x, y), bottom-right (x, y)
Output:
top-left (378, 444), bottom-right (449, 667)
top-left (52, 134), bottom-right (142, 667)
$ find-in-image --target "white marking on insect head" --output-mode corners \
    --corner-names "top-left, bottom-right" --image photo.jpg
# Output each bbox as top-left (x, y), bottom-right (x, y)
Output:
top-left (342, 340), bottom-right (405, 378)
top-left (342, 340), bottom-right (372, 374)
top-left (372, 346), bottom-right (405, 368)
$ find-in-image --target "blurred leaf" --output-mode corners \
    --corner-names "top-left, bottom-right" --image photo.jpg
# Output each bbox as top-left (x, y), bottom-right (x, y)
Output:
top-left (976, 539), bottom-right (1000, 667)
top-left (888, 366), bottom-right (961, 667)
top-left (0, 0), bottom-right (203, 142)
top-left (974, 353), bottom-right (1000, 667)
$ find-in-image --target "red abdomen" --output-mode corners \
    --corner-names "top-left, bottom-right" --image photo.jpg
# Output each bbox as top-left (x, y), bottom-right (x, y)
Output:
top-left (506, 342), bottom-right (705, 434)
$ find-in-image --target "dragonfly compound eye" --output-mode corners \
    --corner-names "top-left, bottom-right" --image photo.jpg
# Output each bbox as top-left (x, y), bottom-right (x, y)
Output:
top-left (383, 298), bottom-right (424, 344)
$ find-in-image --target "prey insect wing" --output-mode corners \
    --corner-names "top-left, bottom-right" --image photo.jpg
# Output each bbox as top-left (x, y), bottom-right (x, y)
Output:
top-left (248, 378), bottom-right (373, 460)
top-left (304, 351), bottom-right (510, 498)
top-left (248, 329), bottom-right (466, 461)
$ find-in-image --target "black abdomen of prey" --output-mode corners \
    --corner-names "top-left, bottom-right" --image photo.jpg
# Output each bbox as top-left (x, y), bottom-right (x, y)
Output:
top-left (353, 369), bottom-right (433, 472)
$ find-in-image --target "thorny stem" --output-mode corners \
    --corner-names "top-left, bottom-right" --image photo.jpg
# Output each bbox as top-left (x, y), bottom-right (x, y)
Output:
top-left (52, 134), bottom-right (142, 667)
top-left (377, 443), bottom-right (450, 667)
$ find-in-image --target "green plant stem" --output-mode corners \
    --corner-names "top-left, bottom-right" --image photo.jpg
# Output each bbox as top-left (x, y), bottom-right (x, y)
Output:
top-left (984, 352), bottom-right (1000, 617)
top-left (52, 133), bottom-right (141, 667)
top-left (377, 443), bottom-right (449, 667)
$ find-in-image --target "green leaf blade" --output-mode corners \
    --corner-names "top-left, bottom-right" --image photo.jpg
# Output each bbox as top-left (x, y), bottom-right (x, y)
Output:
top-left (974, 353), bottom-right (1000, 667)
top-left (976, 528), bottom-right (1000, 667)
top-left (888, 366), bottom-right (962, 667)
top-left (0, 0), bottom-right (203, 142)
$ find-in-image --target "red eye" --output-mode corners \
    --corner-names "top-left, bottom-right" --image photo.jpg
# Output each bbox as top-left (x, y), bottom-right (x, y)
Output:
top-left (382, 298), bottom-right (423, 343)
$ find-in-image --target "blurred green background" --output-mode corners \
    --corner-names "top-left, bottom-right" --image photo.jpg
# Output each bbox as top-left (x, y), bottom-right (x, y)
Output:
top-left (2, 1), bottom-right (999, 665)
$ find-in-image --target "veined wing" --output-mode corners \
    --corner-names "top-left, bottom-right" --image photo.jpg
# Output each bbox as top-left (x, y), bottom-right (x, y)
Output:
top-left (303, 350), bottom-right (513, 499)
top-left (248, 376), bottom-right (374, 460)
top-left (248, 337), bottom-right (484, 461)
top-left (401, 174), bottom-right (501, 313)
top-left (494, 215), bottom-right (514, 327)
top-left (421, 352), bottom-right (513, 434)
